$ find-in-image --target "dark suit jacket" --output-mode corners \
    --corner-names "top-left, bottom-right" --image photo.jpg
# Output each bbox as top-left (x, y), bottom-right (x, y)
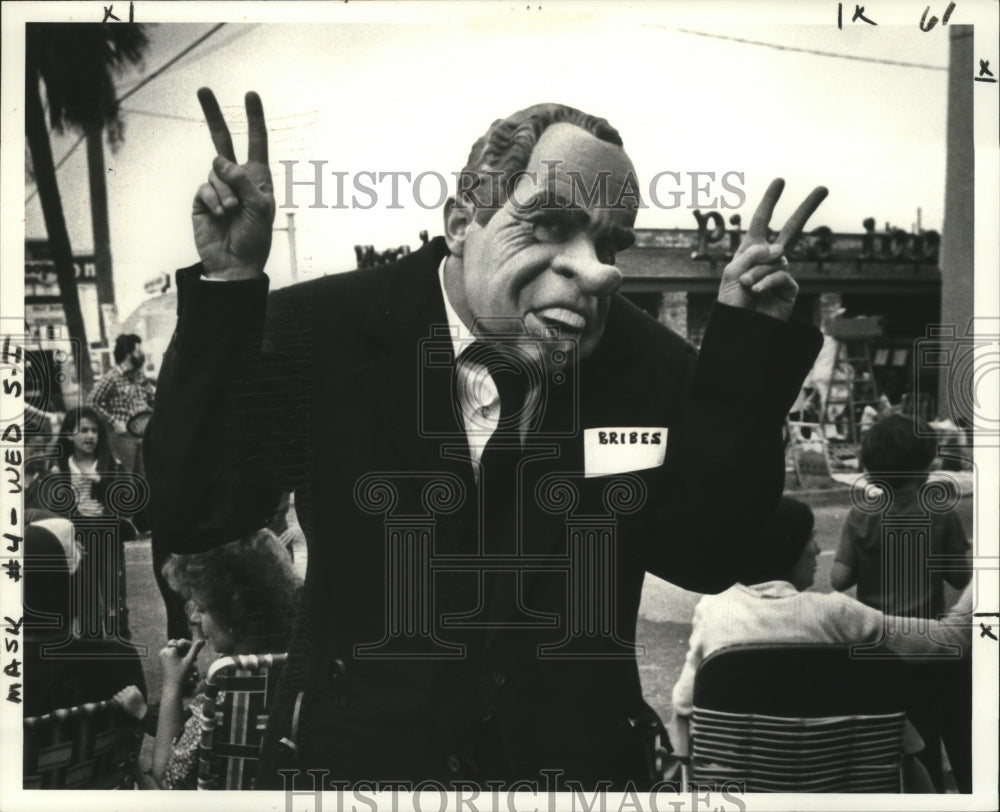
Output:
top-left (148, 236), bottom-right (821, 788)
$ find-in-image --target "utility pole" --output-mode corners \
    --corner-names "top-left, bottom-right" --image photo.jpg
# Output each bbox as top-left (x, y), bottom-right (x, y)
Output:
top-left (275, 212), bottom-right (299, 284)
top-left (25, 61), bottom-right (93, 390)
top-left (938, 26), bottom-right (974, 423)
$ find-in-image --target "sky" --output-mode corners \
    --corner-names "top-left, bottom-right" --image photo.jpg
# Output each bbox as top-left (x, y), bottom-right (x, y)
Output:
top-left (15, 4), bottom-right (963, 323)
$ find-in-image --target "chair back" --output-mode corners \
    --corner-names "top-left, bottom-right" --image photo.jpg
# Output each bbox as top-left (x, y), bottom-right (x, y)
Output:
top-left (23, 697), bottom-right (142, 789)
top-left (197, 652), bottom-right (288, 790)
top-left (689, 644), bottom-right (907, 793)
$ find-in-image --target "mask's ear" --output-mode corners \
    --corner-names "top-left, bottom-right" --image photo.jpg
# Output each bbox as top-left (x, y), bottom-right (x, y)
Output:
top-left (443, 196), bottom-right (475, 257)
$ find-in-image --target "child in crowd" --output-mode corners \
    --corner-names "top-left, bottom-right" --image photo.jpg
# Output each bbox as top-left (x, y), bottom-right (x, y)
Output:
top-left (670, 497), bottom-right (972, 793)
top-left (830, 413), bottom-right (973, 791)
top-left (48, 407), bottom-right (128, 522)
top-left (45, 406), bottom-right (136, 637)
top-left (113, 529), bottom-right (301, 789)
top-left (831, 413), bottom-right (972, 617)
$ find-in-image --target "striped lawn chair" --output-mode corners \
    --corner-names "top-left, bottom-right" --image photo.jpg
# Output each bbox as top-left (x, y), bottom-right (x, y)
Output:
top-left (23, 697), bottom-right (143, 789)
top-left (196, 652), bottom-right (288, 790)
top-left (685, 644), bottom-right (908, 793)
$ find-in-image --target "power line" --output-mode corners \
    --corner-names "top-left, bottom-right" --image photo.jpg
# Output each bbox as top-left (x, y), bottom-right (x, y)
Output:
top-left (658, 26), bottom-right (948, 71)
top-left (121, 107), bottom-right (203, 123)
top-left (122, 106), bottom-right (318, 127)
top-left (26, 23), bottom-right (227, 203)
top-left (27, 134), bottom-right (86, 203)
top-left (147, 24), bottom-right (260, 76)
top-left (117, 23), bottom-right (226, 103)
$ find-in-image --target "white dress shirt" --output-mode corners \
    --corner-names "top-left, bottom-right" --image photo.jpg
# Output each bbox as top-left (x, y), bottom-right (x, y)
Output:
top-left (438, 257), bottom-right (537, 480)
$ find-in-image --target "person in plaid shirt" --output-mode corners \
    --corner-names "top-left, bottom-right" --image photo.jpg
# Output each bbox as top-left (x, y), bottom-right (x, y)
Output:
top-left (89, 333), bottom-right (155, 473)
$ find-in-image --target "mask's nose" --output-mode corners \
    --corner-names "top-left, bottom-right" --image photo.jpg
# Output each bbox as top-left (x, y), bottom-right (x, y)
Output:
top-left (549, 233), bottom-right (622, 297)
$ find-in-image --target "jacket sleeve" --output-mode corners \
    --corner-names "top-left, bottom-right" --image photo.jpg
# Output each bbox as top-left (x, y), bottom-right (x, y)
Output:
top-left (942, 511), bottom-right (973, 590)
top-left (145, 265), bottom-right (308, 554)
top-left (645, 302), bottom-right (823, 593)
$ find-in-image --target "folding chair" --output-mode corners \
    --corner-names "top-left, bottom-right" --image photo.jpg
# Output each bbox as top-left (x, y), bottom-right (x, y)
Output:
top-left (196, 652), bottom-right (289, 790)
top-left (684, 644), bottom-right (907, 793)
top-left (23, 697), bottom-right (143, 789)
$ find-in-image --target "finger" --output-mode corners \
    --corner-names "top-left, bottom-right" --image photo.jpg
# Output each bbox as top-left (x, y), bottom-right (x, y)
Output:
top-left (739, 255), bottom-right (788, 286)
top-left (751, 270), bottom-right (798, 298)
top-left (208, 169), bottom-right (239, 210)
top-left (182, 639), bottom-right (205, 665)
top-left (746, 178), bottom-right (785, 241)
top-left (728, 243), bottom-right (777, 276)
top-left (213, 155), bottom-right (269, 208)
top-left (194, 182), bottom-right (225, 217)
top-left (775, 186), bottom-right (829, 249)
top-left (197, 87), bottom-right (237, 163)
top-left (245, 91), bottom-right (269, 165)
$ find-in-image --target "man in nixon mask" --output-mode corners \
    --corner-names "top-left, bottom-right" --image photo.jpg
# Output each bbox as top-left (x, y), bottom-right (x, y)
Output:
top-left (147, 89), bottom-right (826, 788)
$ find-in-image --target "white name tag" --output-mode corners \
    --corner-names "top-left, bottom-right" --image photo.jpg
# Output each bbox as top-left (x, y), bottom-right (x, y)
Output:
top-left (583, 427), bottom-right (668, 478)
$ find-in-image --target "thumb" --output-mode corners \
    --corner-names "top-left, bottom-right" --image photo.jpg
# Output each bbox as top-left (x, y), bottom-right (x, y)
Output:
top-left (732, 242), bottom-right (777, 268)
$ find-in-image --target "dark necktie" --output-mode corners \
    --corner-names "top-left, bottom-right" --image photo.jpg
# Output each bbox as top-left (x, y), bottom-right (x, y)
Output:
top-left (459, 341), bottom-right (529, 556)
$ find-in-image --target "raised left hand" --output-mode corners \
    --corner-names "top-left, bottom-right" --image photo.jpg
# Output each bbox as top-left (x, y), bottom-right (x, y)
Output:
top-left (718, 179), bottom-right (828, 321)
top-left (111, 684), bottom-right (147, 720)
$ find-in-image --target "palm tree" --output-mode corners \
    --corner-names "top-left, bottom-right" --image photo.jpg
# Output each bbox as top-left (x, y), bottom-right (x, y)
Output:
top-left (25, 22), bottom-right (149, 392)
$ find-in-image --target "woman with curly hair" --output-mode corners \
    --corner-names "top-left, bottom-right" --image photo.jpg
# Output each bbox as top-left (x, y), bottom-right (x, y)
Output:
top-left (44, 405), bottom-right (135, 637)
top-left (113, 529), bottom-right (301, 789)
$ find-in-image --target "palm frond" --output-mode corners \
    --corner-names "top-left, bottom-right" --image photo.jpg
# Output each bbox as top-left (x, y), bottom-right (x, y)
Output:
top-left (26, 23), bottom-right (150, 149)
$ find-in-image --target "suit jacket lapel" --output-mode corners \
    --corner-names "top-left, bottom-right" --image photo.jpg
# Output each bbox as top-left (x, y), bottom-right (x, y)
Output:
top-left (354, 238), bottom-right (471, 477)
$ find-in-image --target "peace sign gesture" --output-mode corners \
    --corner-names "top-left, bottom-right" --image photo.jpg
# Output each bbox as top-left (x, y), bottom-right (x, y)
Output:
top-left (192, 88), bottom-right (276, 280)
top-left (717, 179), bottom-right (828, 321)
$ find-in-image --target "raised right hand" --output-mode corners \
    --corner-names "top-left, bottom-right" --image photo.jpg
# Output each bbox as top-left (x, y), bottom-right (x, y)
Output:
top-left (158, 638), bottom-right (204, 688)
top-left (192, 88), bottom-right (275, 279)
